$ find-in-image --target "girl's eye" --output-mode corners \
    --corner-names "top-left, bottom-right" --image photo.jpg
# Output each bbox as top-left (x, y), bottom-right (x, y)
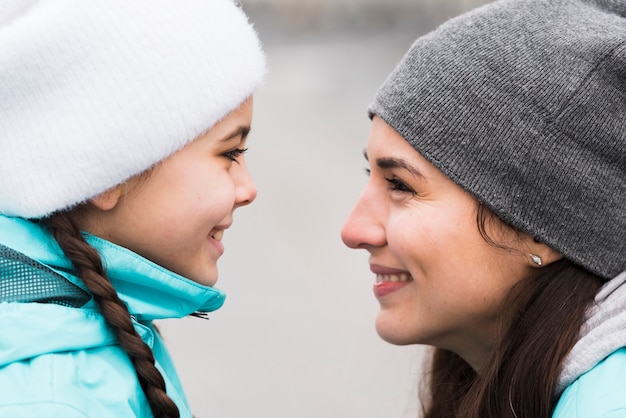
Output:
top-left (222, 147), bottom-right (248, 162)
top-left (385, 176), bottom-right (414, 194)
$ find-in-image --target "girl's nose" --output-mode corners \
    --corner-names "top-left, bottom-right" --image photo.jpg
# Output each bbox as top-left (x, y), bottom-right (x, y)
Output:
top-left (234, 163), bottom-right (257, 208)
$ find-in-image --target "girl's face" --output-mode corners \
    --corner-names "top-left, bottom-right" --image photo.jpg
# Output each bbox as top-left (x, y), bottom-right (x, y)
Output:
top-left (83, 98), bottom-right (256, 287)
top-left (341, 117), bottom-right (535, 369)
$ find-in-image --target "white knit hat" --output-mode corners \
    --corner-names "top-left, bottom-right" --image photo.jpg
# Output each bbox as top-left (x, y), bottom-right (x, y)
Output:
top-left (0, 0), bottom-right (266, 218)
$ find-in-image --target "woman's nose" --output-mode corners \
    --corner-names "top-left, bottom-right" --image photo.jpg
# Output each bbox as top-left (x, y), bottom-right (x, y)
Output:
top-left (341, 187), bottom-right (386, 249)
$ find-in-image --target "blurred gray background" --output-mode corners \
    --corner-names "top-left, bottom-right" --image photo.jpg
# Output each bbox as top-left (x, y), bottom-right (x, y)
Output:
top-left (159, 1), bottom-right (490, 417)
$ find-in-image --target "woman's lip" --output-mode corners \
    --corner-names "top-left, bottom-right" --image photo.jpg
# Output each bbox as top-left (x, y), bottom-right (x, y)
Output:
top-left (369, 264), bottom-right (410, 275)
top-left (370, 264), bottom-right (413, 298)
top-left (373, 281), bottom-right (412, 298)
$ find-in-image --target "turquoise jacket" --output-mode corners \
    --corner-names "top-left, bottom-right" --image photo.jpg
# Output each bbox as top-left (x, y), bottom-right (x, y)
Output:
top-left (0, 215), bottom-right (226, 417)
top-left (553, 348), bottom-right (626, 417)
top-left (552, 270), bottom-right (626, 417)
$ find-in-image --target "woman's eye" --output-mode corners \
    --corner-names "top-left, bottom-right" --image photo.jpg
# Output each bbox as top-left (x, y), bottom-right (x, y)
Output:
top-left (222, 147), bottom-right (248, 162)
top-left (384, 176), bottom-right (414, 194)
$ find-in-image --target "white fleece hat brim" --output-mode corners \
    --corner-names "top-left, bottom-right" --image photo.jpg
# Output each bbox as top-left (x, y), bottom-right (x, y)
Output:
top-left (0, 0), bottom-right (266, 218)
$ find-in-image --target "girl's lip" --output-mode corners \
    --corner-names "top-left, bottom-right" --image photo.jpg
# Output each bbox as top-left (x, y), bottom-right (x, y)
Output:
top-left (208, 235), bottom-right (224, 256)
top-left (208, 222), bottom-right (231, 256)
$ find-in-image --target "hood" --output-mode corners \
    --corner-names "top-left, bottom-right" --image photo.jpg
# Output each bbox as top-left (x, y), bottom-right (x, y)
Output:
top-left (555, 269), bottom-right (626, 395)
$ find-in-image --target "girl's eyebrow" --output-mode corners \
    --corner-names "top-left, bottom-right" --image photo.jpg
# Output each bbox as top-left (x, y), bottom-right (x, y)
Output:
top-left (222, 126), bottom-right (251, 143)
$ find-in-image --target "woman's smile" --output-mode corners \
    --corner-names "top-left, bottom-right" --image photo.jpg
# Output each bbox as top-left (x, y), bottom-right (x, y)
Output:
top-left (342, 117), bottom-right (535, 363)
top-left (370, 264), bottom-right (414, 298)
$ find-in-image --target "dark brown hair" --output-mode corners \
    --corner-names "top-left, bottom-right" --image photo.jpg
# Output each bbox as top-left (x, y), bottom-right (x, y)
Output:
top-left (420, 205), bottom-right (604, 418)
top-left (43, 211), bottom-right (180, 418)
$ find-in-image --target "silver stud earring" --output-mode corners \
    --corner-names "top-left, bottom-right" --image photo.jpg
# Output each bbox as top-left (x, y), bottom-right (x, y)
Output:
top-left (529, 254), bottom-right (543, 266)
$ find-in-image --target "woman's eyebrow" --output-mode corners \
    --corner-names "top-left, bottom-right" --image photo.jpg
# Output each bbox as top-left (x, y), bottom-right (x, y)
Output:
top-left (376, 157), bottom-right (425, 179)
top-left (363, 149), bottom-right (424, 179)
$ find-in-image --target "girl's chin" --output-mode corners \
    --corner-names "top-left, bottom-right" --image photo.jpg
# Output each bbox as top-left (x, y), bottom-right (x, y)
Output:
top-left (193, 272), bottom-right (218, 287)
top-left (177, 263), bottom-right (218, 287)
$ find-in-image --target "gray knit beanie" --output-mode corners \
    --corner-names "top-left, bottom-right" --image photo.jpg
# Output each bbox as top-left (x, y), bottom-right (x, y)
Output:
top-left (369, 0), bottom-right (626, 280)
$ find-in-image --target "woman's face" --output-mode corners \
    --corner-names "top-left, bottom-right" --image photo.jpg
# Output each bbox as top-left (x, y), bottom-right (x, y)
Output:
top-left (341, 117), bottom-right (534, 369)
top-left (82, 97), bottom-right (256, 287)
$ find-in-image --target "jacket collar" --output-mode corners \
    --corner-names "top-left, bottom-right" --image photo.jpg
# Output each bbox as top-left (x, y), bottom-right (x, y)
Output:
top-left (0, 215), bottom-right (225, 320)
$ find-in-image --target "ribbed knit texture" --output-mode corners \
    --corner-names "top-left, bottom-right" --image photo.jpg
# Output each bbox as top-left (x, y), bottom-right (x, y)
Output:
top-left (0, 0), bottom-right (265, 218)
top-left (369, 0), bottom-right (626, 279)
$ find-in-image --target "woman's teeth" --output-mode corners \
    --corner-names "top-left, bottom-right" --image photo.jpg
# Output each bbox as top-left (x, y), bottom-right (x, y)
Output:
top-left (376, 273), bottom-right (413, 283)
top-left (211, 230), bottom-right (224, 241)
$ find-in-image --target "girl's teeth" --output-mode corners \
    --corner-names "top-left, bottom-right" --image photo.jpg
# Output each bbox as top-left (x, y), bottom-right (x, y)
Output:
top-left (212, 230), bottom-right (224, 241)
top-left (376, 273), bottom-right (413, 283)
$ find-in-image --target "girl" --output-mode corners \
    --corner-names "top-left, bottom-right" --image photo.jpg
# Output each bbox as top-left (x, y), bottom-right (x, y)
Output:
top-left (0, 1), bottom-right (265, 417)
top-left (341, 0), bottom-right (626, 416)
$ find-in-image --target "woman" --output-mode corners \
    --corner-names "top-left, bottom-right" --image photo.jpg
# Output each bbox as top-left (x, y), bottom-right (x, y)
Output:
top-left (341, 0), bottom-right (626, 416)
top-left (0, 1), bottom-right (265, 417)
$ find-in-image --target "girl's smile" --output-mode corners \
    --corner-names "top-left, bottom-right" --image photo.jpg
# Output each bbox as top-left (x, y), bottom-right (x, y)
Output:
top-left (208, 225), bottom-right (229, 256)
top-left (79, 98), bottom-right (256, 287)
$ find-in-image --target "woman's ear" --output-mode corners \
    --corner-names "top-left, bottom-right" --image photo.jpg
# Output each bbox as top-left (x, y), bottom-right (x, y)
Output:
top-left (88, 185), bottom-right (124, 211)
top-left (525, 238), bottom-right (563, 268)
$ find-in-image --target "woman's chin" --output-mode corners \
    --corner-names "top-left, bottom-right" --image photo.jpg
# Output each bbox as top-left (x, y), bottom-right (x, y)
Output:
top-left (375, 316), bottom-right (417, 346)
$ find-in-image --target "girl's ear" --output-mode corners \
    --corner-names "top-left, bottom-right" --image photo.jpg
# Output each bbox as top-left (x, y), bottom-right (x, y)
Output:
top-left (88, 185), bottom-right (124, 211)
top-left (525, 238), bottom-right (563, 268)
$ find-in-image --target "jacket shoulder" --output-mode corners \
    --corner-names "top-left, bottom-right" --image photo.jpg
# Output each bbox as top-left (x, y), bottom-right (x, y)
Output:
top-left (553, 348), bottom-right (626, 417)
top-left (0, 346), bottom-right (152, 417)
top-left (0, 403), bottom-right (89, 418)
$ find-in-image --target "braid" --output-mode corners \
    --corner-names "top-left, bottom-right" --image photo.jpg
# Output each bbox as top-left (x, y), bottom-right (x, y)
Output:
top-left (43, 212), bottom-right (180, 418)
